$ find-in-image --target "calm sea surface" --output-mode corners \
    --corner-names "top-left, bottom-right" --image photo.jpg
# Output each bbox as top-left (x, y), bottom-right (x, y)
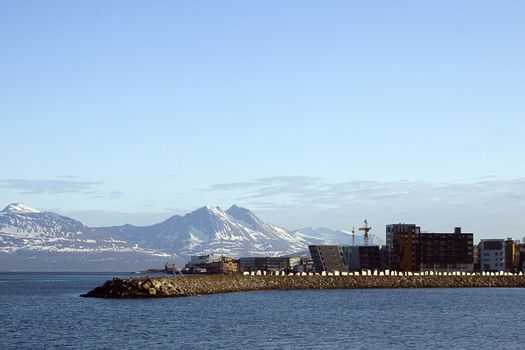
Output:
top-left (0, 272), bottom-right (524, 349)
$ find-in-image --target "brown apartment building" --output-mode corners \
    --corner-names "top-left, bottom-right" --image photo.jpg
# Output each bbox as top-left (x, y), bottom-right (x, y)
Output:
top-left (386, 224), bottom-right (474, 272)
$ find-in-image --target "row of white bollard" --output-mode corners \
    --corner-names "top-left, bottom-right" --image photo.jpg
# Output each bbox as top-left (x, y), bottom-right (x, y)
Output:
top-left (242, 270), bottom-right (525, 277)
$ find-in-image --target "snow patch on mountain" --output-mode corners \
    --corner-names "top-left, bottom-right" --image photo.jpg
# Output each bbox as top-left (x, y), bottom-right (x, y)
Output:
top-left (98, 204), bottom-right (382, 260)
top-left (0, 202), bottom-right (384, 270)
top-left (2, 203), bottom-right (41, 214)
top-left (0, 203), bottom-right (168, 257)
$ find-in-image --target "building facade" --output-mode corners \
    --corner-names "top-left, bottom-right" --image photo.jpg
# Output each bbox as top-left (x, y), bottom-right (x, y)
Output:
top-left (386, 224), bottom-right (421, 271)
top-left (479, 239), bottom-right (505, 272)
top-left (187, 254), bottom-right (238, 274)
top-left (206, 259), bottom-right (239, 274)
top-left (308, 245), bottom-right (348, 272)
top-left (188, 254), bottom-right (225, 268)
top-left (239, 257), bottom-right (290, 272)
top-left (386, 224), bottom-right (474, 272)
top-left (517, 240), bottom-right (525, 272)
top-left (341, 245), bottom-right (381, 271)
top-left (505, 238), bottom-right (516, 272)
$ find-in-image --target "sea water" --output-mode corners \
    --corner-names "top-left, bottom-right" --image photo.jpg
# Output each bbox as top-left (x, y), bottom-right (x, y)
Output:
top-left (0, 272), bottom-right (524, 349)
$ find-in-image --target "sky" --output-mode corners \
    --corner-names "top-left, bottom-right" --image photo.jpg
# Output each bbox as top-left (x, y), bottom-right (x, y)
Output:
top-left (1, 1), bottom-right (524, 240)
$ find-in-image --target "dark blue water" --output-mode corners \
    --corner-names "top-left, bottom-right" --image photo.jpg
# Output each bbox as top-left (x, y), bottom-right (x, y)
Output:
top-left (1, 273), bottom-right (524, 349)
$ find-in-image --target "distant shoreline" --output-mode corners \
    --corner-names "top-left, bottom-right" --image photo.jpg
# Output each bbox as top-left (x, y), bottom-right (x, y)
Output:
top-left (81, 274), bottom-right (525, 298)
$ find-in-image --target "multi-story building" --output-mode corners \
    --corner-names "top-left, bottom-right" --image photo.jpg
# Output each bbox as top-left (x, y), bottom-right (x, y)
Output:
top-left (516, 239), bottom-right (525, 272)
top-left (308, 245), bottom-right (348, 272)
top-left (386, 224), bottom-right (474, 272)
top-left (479, 239), bottom-right (505, 272)
top-left (505, 238), bottom-right (516, 272)
top-left (187, 254), bottom-right (238, 274)
top-left (386, 224), bottom-right (420, 271)
top-left (206, 258), bottom-right (239, 274)
top-left (473, 244), bottom-right (480, 272)
top-left (291, 258), bottom-right (314, 273)
top-left (341, 245), bottom-right (381, 271)
top-left (419, 227), bottom-right (474, 272)
top-left (188, 254), bottom-right (224, 268)
top-left (239, 257), bottom-right (290, 272)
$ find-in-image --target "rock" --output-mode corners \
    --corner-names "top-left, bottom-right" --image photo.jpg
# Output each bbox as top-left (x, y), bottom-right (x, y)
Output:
top-left (81, 274), bottom-right (525, 298)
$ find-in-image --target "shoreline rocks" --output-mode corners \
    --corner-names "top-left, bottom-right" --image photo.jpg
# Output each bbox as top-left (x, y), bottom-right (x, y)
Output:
top-left (81, 275), bottom-right (525, 298)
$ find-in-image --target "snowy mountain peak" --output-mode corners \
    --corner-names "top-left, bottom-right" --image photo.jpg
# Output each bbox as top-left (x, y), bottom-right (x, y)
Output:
top-left (225, 205), bottom-right (264, 230)
top-left (0, 203), bottom-right (168, 268)
top-left (99, 204), bottom-right (305, 259)
top-left (2, 203), bottom-right (41, 214)
top-left (194, 205), bottom-right (226, 216)
top-left (199, 205), bottom-right (220, 212)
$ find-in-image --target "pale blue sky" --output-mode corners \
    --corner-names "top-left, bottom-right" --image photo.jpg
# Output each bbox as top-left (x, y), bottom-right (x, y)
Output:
top-left (1, 1), bottom-right (524, 239)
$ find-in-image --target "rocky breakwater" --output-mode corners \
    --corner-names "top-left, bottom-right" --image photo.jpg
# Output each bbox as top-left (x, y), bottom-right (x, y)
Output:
top-left (81, 274), bottom-right (525, 298)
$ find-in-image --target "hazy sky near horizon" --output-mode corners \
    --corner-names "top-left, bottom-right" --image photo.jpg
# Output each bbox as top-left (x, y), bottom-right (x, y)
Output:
top-left (1, 1), bottom-right (524, 239)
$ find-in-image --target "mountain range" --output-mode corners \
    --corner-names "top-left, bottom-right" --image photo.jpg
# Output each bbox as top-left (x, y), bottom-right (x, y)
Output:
top-left (0, 203), bottom-right (381, 271)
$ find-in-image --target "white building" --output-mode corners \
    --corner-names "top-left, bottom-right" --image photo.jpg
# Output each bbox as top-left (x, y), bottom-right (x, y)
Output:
top-left (479, 239), bottom-right (505, 272)
top-left (188, 254), bottom-right (225, 268)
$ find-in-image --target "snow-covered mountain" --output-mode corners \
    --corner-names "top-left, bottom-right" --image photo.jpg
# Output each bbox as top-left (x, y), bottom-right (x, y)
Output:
top-left (0, 202), bottom-right (382, 270)
top-left (100, 205), bottom-right (305, 258)
top-left (0, 203), bottom-right (169, 271)
top-left (292, 227), bottom-right (383, 246)
top-left (99, 205), bottom-right (379, 260)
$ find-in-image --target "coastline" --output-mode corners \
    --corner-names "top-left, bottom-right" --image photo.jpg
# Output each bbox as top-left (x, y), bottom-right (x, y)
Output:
top-left (81, 274), bottom-right (525, 298)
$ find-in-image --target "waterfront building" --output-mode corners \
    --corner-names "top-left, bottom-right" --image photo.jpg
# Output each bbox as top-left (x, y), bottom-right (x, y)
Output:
top-left (473, 244), bottom-right (480, 272)
top-left (386, 224), bottom-right (420, 271)
top-left (187, 254), bottom-right (238, 274)
top-left (239, 257), bottom-right (290, 272)
top-left (288, 256), bottom-right (302, 268)
top-left (206, 258), bottom-right (239, 274)
top-left (341, 245), bottom-right (381, 271)
top-left (517, 240), bottom-right (525, 272)
top-left (188, 254), bottom-right (224, 268)
top-left (505, 238), bottom-right (516, 272)
top-left (479, 239), bottom-right (506, 272)
top-left (308, 245), bottom-right (348, 272)
top-left (291, 257), bottom-right (314, 273)
top-left (386, 224), bottom-right (474, 272)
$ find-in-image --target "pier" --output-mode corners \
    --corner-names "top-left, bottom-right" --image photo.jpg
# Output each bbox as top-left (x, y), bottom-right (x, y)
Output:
top-left (81, 271), bottom-right (525, 298)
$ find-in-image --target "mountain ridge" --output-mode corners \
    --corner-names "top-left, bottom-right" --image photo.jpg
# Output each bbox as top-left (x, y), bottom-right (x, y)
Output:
top-left (97, 204), bottom-right (382, 259)
top-left (0, 203), bottom-right (170, 271)
top-left (0, 202), bottom-right (381, 270)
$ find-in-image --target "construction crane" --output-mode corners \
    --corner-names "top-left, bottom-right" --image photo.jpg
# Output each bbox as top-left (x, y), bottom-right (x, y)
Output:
top-left (359, 219), bottom-right (371, 246)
